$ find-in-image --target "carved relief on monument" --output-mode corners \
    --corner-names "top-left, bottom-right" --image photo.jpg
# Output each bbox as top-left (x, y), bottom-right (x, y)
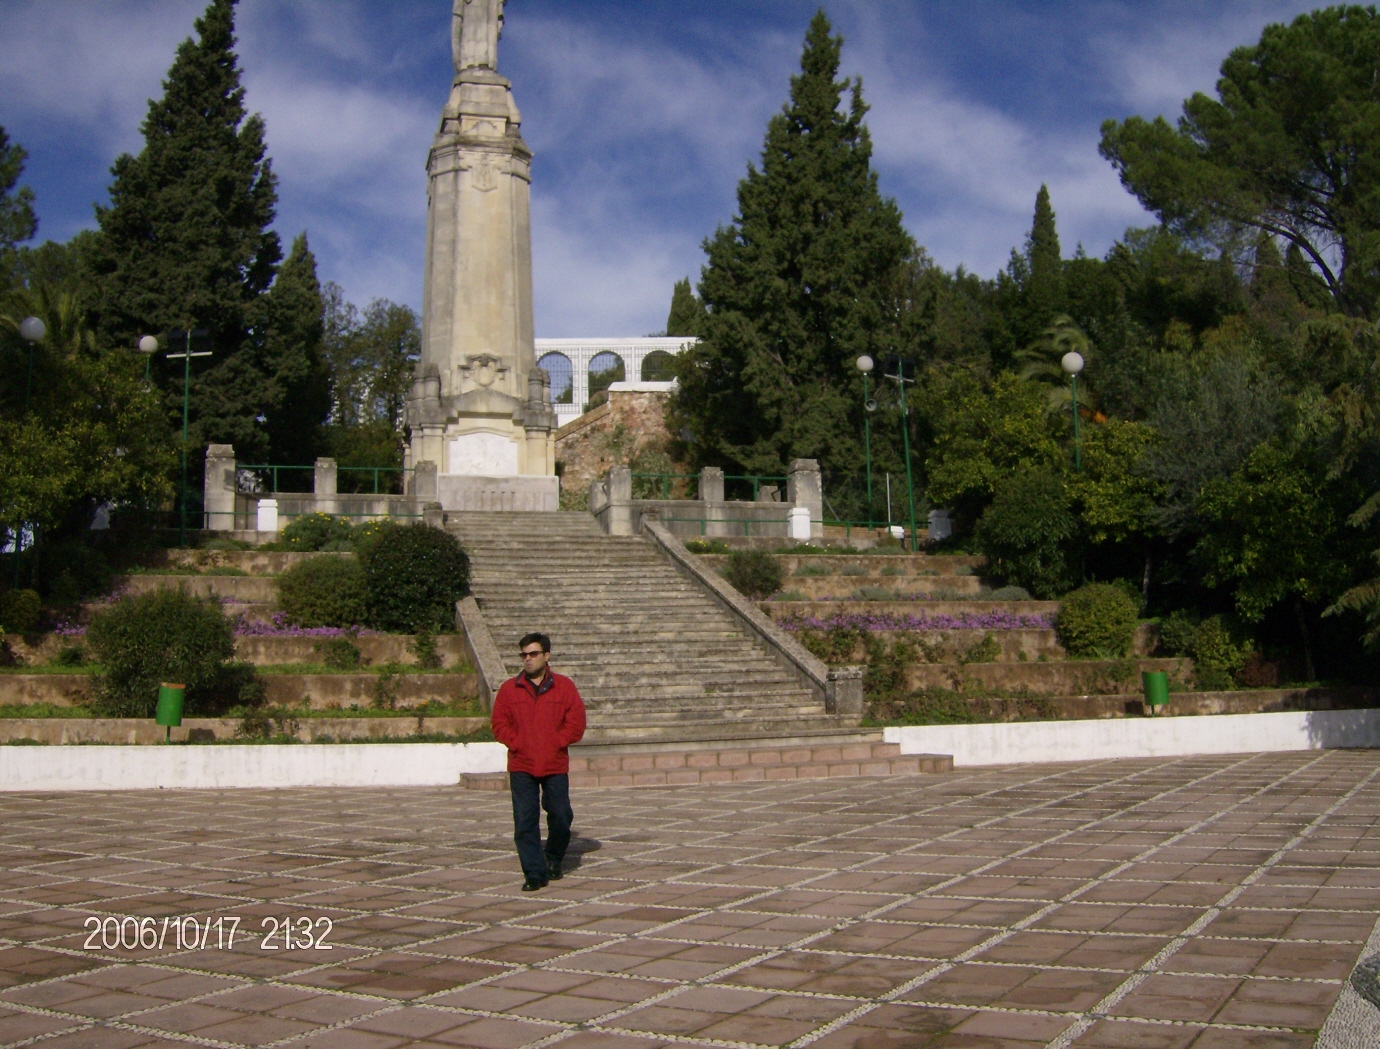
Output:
top-left (457, 353), bottom-right (508, 395)
top-left (449, 432), bottom-right (519, 475)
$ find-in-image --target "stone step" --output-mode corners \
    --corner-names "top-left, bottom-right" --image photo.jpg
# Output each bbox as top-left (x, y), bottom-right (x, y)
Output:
top-left (581, 690), bottom-right (821, 711)
top-left (461, 738), bottom-right (951, 789)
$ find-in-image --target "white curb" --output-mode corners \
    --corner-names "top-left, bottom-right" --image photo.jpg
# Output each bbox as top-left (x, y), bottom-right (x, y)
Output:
top-left (884, 709), bottom-right (1380, 766)
top-left (0, 741), bottom-right (509, 791)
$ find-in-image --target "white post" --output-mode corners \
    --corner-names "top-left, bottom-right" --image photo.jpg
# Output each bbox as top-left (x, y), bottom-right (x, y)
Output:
top-left (788, 507), bottom-right (811, 541)
top-left (257, 498), bottom-right (279, 534)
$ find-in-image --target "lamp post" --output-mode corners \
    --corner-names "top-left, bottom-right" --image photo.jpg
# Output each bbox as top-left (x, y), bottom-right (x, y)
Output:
top-left (884, 357), bottom-right (920, 553)
top-left (166, 328), bottom-right (212, 546)
top-left (1062, 350), bottom-right (1084, 472)
top-left (856, 355), bottom-right (876, 528)
top-left (138, 335), bottom-right (159, 381)
top-left (18, 316), bottom-right (45, 411)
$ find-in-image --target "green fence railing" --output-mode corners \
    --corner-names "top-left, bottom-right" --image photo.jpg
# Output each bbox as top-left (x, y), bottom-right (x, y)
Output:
top-left (338, 466), bottom-right (412, 495)
top-left (630, 472), bottom-right (699, 500)
top-left (723, 474), bottom-right (789, 501)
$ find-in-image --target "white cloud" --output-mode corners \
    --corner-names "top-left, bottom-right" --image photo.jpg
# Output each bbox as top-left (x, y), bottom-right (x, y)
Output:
top-left (0, 0), bottom-right (201, 155)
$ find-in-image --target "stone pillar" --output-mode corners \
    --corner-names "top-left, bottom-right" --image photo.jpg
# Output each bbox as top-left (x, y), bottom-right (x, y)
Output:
top-left (203, 444), bottom-right (236, 532)
top-left (606, 465), bottom-right (633, 536)
top-left (423, 502), bottom-right (445, 529)
top-left (788, 459), bottom-right (824, 539)
top-left (257, 498), bottom-right (279, 534)
top-left (698, 467), bottom-right (724, 503)
top-left (412, 460), bottom-right (439, 500)
top-left (313, 458), bottom-right (337, 517)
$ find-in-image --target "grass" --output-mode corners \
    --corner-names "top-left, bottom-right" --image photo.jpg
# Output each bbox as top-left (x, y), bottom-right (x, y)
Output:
top-left (0, 664), bottom-right (100, 675)
top-left (243, 701), bottom-right (485, 719)
top-left (255, 662), bottom-right (476, 676)
top-left (0, 703), bottom-right (94, 718)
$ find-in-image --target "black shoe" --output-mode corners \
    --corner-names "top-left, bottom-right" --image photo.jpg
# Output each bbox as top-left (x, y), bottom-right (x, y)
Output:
top-left (521, 876), bottom-right (547, 892)
top-left (546, 862), bottom-right (563, 881)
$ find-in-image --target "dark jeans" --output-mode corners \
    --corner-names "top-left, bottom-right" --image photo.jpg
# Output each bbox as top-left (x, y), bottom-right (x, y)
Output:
top-left (509, 772), bottom-right (573, 880)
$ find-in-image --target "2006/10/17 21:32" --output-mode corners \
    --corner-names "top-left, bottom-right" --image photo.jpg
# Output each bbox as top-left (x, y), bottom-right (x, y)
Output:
top-left (83, 914), bottom-right (334, 951)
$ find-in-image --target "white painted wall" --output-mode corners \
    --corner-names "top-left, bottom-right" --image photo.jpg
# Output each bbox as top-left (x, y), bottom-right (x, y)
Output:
top-left (885, 710), bottom-right (1380, 766)
top-left (0, 742), bottom-right (508, 791)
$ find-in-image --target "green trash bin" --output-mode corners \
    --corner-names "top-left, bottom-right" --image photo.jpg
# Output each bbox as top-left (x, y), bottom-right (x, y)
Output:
top-left (156, 683), bottom-right (185, 742)
top-left (1141, 671), bottom-right (1169, 715)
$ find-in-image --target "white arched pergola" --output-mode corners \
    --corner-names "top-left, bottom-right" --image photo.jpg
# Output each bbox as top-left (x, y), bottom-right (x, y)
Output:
top-left (534, 337), bottom-right (698, 425)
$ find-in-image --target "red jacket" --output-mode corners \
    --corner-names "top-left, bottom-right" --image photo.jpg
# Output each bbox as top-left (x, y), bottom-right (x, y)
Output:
top-left (491, 671), bottom-right (586, 776)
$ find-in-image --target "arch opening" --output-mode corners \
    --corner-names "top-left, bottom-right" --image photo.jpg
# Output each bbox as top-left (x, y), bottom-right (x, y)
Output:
top-left (537, 352), bottom-right (573, 404)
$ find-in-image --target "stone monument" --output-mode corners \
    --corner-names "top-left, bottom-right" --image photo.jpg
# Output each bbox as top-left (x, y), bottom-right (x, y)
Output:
top-left (406, 0), bottom-right (559, 512)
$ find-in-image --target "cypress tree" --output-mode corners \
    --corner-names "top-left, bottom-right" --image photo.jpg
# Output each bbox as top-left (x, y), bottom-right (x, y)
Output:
top-left (665, 277), bottom-right (705, 337)
top-left (88, 0), bottom-right (281, 444)
top-left (671, 10), bottom-right (914, 486)
top-left (1022, 184), bottom-right (1066, 339)
top-left (256, 234), bottom-right (330, 465)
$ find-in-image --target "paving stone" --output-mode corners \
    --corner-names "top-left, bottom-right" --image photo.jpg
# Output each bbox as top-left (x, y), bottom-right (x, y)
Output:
top-left (0, 751), bottom-right (1377, 1046)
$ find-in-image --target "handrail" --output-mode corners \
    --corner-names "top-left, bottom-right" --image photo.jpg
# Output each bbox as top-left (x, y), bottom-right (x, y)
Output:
top-left (723, 473), bottom-right (788, 501)
top-left (455, 596), bottom-right (507, 714)
top-left (640, 516), bottom-right (863, 717)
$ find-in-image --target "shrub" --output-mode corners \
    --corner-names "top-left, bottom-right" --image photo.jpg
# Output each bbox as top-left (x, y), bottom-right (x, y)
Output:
top-left (316, 638), bottom-right (361, 670)
top-left (0, 590), bottom-right (41, 633)
top-left (279, 513), bottom-right (354, 552)
top-left (840, 563), bottom-right (868, 576)
top-left (973, 470), bottom-right (1079, 598)
top-left (685, 538), bottom-right (732, 554)
top-left (86, 589), bottom-right (240, 717)
top-left (1157, 610), bottom-right (1200, 657)
top-left (723, 550), bottom-right (784, 600)
top-left (411, 631), bottom-right (442, 669)
top-left (276, 556), bottom-right (367, 628)
top-left (362, 524), bottom-right (471, 633)
top-left (55, 646), bottom-right (86, 667)
top-left (853, 586), bottom-right (895, 601)
top-left (1057, 583), bottom-right (1138, 658)
top-left (986, 585), bottom-right (1033, 601)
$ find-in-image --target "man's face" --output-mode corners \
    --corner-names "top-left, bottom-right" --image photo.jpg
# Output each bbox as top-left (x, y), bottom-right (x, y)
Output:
top-left (520, 643), bottom-right (549, 679)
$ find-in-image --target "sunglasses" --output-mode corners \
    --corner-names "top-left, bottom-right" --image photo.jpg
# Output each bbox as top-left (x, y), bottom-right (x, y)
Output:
top-left (520, 650), bottom-right (547, 659)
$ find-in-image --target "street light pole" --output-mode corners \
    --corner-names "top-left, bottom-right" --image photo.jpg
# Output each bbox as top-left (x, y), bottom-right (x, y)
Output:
top-left (856, 355), bottom-right (875, 529)
top-left (885, 357), bottom-right (920, 553)
top-left (1061, 350), bottom-right (1084, 472)
top-left (166, 328), bottom-right (212, 546)
top-left (18, 316), bottom-right (45, 412)
top-left (138, 335), bottom-right (159, 381)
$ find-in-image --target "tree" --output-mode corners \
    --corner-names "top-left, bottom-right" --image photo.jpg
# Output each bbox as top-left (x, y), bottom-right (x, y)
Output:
top-left (256, 234), bottom-right (329, 465)
top-left (1100, 6), bottom-right (1380, 317)
top-left (1024, 185), bottom-right (1066, 336)
top-left (88, 0), bottom-right (281, 447)
top-left (0, 127), bottom-right (37, 263)
top-left (0, 297), bottom-right (173, 550)
top-left (319, 284), bottom-right (419, 485)
top-left (924, 373), bottom-right (1064, 527)
top-left (670, 10), bottom-right (915, 489)
top-left (974, 469), bottom-right (1080, 598)
top-left (665, 277), bottom-right (705, 337)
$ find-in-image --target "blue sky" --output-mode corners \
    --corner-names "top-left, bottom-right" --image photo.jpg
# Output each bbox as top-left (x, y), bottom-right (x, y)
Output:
top-left (0, 0), bottom-right (1318, 337)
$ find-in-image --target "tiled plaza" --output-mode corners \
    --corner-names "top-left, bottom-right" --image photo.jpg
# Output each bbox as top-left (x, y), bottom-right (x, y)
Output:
top-left (0, 752), bottom-right (1377, 1048)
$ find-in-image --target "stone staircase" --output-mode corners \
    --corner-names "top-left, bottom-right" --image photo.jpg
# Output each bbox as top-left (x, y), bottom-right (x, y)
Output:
top-left (447, 511), bottom-right (851, 743)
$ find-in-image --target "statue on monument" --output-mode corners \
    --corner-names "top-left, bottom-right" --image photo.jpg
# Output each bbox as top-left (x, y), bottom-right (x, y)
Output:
top-left (452, 0), bottom-right (504, 74)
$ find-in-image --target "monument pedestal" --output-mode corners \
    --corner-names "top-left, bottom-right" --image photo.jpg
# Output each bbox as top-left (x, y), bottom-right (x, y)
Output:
top-left (438, 474), bottom-right (559, 513)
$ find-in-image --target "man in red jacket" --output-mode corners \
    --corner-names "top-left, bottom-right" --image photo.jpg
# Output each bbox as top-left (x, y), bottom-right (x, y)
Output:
top-left (490, 632), bottom-right (586, 891)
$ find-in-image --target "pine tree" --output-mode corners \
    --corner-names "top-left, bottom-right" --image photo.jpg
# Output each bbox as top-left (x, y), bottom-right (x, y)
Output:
top-left (0, 127), bottom-right (37, 258)
top-left (671, 10), bottom-right (914, 490)
top-left (88, 0), bottom-right (281, 444)
top-left (665, 278), bottom-right (705, 337)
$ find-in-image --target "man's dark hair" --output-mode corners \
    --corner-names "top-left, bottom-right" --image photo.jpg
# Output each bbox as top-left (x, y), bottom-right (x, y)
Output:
top-left (519, 632), bottom-right (551, 653)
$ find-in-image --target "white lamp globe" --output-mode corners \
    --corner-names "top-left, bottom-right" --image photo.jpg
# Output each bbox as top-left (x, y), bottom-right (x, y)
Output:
top-left (18, 316), bottom-right (45, 342)
top-left (1060, 351), bottom-right (1084, 376)
top-left (855, 355), bottom-right (873, 373)
top-left (138, 335), bottom-right (159, 355)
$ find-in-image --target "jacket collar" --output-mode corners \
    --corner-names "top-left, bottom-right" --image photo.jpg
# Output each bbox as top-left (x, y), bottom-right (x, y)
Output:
top-left (517, 671), bottom-right (555, 697)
